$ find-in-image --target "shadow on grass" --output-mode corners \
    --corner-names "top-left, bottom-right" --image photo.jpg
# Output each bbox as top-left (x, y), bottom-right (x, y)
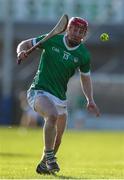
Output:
top-left (53, 173), bottom-right (78, 179)
top-left (52, 173), bottom-right (90, 179)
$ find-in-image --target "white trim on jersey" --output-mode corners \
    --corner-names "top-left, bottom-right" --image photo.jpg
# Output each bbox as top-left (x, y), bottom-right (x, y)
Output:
top-left (63, 35), bottom-right (80, 51)
top-left (80, 71), bottom-right (91, 76)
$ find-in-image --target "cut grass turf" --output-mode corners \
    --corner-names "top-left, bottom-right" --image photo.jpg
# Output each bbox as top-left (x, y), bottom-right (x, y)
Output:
top-left (0, 126), bottom-right (124, 179)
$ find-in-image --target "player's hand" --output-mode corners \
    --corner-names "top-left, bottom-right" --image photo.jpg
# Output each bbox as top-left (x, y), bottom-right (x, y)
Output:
top-left (17, 50), bottom-right (28, 60)
top-left (87, 100), bottom-right (100, 117)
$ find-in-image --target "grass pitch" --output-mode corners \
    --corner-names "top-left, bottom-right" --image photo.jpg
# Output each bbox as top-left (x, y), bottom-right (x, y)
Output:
top-left (0, 126), bottom-right (124, 179)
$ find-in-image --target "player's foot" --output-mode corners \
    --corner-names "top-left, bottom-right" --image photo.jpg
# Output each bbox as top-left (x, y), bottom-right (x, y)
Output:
top-left (46, 157), bottom-right (60, 173)
top-left (36, 160), bottom-right (50, 175)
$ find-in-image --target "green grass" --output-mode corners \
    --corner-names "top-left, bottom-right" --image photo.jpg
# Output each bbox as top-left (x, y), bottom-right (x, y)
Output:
top-left (0, 126), bottom-right (124, 179)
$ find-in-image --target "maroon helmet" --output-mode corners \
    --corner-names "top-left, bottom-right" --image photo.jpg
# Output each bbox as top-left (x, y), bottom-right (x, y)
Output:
top-left (68, 17), bottom-right (88, 31)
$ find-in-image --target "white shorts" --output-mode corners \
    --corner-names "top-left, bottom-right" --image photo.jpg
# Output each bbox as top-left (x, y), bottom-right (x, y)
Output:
top-left (27, 89), bottom-right (68, 115)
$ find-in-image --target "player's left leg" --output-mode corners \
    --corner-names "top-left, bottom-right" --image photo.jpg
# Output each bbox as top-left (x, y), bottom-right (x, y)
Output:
top-left (54, 113), bottom-right (67, 154)
top-left (36, 113), bottom-right (67, 174)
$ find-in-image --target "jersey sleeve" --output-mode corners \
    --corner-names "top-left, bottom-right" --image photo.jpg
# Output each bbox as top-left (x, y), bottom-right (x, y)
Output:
top-left (79, 51), bottom-right (91, 75)
top-left (32, 34), bottom-right (46, 49)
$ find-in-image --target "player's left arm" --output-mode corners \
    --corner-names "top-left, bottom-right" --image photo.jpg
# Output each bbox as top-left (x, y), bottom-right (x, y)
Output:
top-left (79, 49), bottom-right (100, 117)
top-left (80, 72), bottom-right (100, 117)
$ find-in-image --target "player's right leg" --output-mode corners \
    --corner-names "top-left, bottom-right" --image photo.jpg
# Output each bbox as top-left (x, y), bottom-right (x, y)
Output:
top-left (37, 114), bottom-right (66, 174)
top-left (35, 96), bottom-right (59, 174)
top-left (37, 113), bottom-right (67, 174)
top-left (32, 91), bottom-right (60, 173)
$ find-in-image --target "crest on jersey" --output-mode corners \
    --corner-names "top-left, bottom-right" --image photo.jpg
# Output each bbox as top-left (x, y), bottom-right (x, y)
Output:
top-left (63, 51), bottom-right (70, 60)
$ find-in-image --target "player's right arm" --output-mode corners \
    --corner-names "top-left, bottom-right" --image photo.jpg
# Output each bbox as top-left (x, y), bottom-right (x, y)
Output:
top-left (17, 39), bottom-right (33, 60)
top-left (17, 35), bottom-right (45, 61)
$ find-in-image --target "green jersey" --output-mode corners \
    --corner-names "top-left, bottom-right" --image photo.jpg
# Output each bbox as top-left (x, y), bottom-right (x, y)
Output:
top-left (30, 34), bottom-right (91, 100)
